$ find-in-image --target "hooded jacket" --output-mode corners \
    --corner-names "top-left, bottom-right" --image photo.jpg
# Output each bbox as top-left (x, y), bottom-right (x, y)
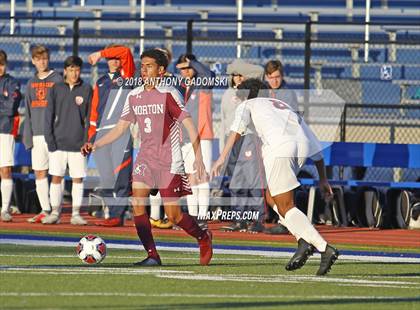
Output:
top-left (220, 60), bottom-right (264, 147)
top-left (23, 70), bottom-right (62, 149)
top-left (0, 73), bottom-right (21, 135)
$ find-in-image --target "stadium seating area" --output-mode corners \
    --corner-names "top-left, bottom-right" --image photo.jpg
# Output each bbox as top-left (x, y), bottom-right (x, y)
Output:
top-left (0, 0), bottom-right (419, 105)
top-left (0, 1), bottom-right (419, 146)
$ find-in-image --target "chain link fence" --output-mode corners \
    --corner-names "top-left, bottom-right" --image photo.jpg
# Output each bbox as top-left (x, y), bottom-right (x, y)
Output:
top-left (1, 17), bottom-right (419, 183)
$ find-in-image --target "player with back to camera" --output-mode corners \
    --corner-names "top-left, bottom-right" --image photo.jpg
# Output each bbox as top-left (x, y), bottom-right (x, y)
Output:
top-left (212, 78), bottom-right (339, 275)
top-left (82, 49), bottom-right (213, 266)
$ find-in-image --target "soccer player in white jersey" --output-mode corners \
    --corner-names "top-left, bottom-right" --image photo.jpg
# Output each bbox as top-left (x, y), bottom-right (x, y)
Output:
top-left (212, 79), bottom-right (339, 275)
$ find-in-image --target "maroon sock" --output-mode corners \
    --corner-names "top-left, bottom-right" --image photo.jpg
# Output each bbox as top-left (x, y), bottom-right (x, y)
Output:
top-left (134, 214), bottom-right (159, 258)
top-left (177, 213), bottom-right (206, 241)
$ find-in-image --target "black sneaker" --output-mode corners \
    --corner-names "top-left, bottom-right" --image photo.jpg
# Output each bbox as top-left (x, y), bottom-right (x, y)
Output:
top-left (316, 245), bottom-right (339, 276)
top-left (198, 220), bottom-right (208, 230)
top-left (220, 221), bottom-right (247, 232)
top-left (264, 224), bottom-right (288, 235)
top-left (133, 256), bottom-right (162, 266)
top-left (285, 238), bottom-right (315, 271)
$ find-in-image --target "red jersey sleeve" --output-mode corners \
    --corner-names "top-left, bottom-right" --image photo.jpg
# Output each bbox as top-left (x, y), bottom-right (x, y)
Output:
top-left (166, 89), bottom-right (190, 122)
top-left (87, 84), bottom-right (99, 141)
top-left (100, 46), bottom-right (135, 79)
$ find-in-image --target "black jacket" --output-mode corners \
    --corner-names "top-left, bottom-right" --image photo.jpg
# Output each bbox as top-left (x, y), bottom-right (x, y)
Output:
top-left (44, 80), bottom-right (92, 152)
top-left (0, 73), bottom-right (21, 134)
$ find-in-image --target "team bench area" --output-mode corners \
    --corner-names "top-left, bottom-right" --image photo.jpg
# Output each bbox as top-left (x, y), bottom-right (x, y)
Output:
top-left (8, 141), bottom-right (420, 230)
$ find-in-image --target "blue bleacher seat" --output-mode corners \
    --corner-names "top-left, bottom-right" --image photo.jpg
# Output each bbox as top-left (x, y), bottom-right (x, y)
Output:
top-left (362, 81), bottom-right (400, 104)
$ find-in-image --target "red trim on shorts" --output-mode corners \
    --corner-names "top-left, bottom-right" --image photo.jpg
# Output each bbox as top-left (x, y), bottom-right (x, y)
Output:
top-left (114, 157), bottom-right (132, 174)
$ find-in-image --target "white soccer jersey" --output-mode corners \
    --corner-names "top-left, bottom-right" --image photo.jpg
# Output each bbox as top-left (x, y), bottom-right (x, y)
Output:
top-left (230, 97), bottom-right (323, 160)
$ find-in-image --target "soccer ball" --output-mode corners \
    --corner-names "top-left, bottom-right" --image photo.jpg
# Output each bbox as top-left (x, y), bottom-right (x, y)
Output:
top-left (76, 235), bottom-right (107, 264)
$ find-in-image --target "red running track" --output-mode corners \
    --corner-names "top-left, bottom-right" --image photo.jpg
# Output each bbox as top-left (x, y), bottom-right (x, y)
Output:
top-left (1, 213), bottom-right (419, 249)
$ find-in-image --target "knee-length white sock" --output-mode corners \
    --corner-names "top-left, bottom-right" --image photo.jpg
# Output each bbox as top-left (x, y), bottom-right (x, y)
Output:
top-left (283, 207), bottom-right (327, 252)
top-left (1, 179), bottom-right (13, 213)
top-left (150, 192), bottom-right (161, 220)
top-left (49, 183), bottom-right (63, 215)
top-left (198, 182), bottom-right (210, 219)
top-left (71, 182), bottom-right (84, 217)
top-left (187, 185), bottom-right (199, 217)
top-left (36, 178), bottom-right (51, 212)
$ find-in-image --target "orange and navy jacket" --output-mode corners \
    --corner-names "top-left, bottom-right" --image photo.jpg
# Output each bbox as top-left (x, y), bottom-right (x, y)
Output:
top-left (88, 46), bottom-right (135, 142)
top-left (177, 59), bottom-right (215, 143)
top-left (0, 73), bottom-right (21, 137)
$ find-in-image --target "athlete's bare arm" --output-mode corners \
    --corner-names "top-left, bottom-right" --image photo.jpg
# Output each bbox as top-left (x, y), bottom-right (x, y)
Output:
top-left (182, 116), bottom-right (207, 181)
top-left (314, 158), bottom-right (333, 202)
top-left (210, 131), bottom-right (241, 178)
top-left (81, 119), bottom-right (131, 155)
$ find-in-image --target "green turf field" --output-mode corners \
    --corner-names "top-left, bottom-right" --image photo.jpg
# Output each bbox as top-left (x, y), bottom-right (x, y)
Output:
top-left (0, 243), bottom-right (419, 310)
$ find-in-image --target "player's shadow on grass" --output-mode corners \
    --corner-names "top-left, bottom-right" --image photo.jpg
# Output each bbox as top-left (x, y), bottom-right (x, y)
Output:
top-left (136, 296), bottom-right (420, 310)
top-left (7, 297), bottom-right (420, 310)
top-left (336, 261), bottom-right (420, 266)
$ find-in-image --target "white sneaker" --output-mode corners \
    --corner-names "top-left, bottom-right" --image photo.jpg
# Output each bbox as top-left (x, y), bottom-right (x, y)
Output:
top-left (42, 213), bottom-right (61, 224)
top-left (1, 212), bottom-right (12, 222)
top-left (27, 211), bottom-right (49, 223)
top-left (70, 214), bottom-right (87, 226)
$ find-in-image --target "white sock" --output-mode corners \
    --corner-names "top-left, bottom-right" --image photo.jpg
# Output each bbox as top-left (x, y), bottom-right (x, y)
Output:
top-left (272, 204), bottom-right (299, 239)
top-left (36, 178), bottom-right (51, 212)
top-left (150, 192), bottom-right (161, 220)
top-left (197, 182), bottom-right (210, 218)
top-left (71, 182), bottom-right (84, 217)
top-left (284, 207), bottom-right (327, 252)
top-left (49, 183), bottom-right (63, 215)
top-left (1, 179), bottom-right (13, 213)
top-left (187, 185), bottom-right (199, 217)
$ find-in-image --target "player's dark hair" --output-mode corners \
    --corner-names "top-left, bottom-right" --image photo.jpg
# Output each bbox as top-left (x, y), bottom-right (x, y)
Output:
top-left (141, 49), bottom-right (168, 69)
top-left (64, 56), bottom-right (83, 69)
top-left (176, 53), bottom-right (196, 65)
top-left (155, 47), bottom-right (172, 64)
top-left (236, 78), bottom-right (270, 100)
top-left (264, 60), bottom-right (284, 77)
top-left (0, 50), bottom-right (7, 65)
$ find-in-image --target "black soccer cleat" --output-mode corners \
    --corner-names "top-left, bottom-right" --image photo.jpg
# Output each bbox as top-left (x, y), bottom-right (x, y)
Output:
top-left (133, 256), bottom-right (162, 267)
top-left (285, 238), bottom-right (315, 271)
top-left (316, 245), bottom-right (339, 276)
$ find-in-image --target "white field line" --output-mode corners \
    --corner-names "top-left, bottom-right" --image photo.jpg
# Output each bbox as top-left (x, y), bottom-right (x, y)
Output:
top-left (0, 266), bottom-right (192, 275)
top-left (1, 266), bottom-right (419, 290)
top-left (1, 238), bottom-right (420, 263)
top-left (0, 292), bottom-right (419, 300)
top-left (156, 274), bottom-right (420, 289)
top-left (0, 254), bottom-right (275, 261)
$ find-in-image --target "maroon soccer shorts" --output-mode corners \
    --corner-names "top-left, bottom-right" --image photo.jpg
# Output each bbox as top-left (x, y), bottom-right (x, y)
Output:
top-left (132, 161), bottom-right (192, 201)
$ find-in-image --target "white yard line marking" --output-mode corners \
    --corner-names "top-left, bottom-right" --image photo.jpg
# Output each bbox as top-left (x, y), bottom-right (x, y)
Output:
top-left (156, 274), bottom-right (420, 289)
top-left (0, 292), bottom-right (418, 300)
top-left (1, 238), bottom-right (420, 263)
top-left (1, 266), bottom-right (419, 290)
top-left (0, 254), bottom-right (274, 261)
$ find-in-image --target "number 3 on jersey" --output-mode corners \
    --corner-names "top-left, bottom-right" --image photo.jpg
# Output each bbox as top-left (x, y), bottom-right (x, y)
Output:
top-left (144, 117), bottom-right (152, 133)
